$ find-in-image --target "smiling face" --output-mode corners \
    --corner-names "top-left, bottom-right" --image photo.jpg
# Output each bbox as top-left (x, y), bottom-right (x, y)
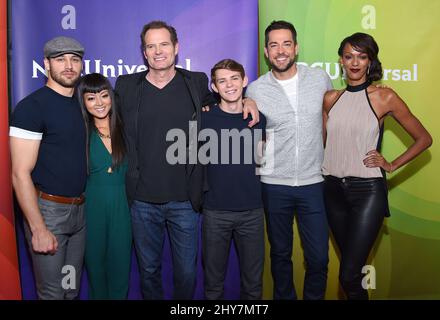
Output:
top-left (211, 69), bottom-right (248, 104)
top-left (264, 28), bottom-right (298, 75)
top-left (340, 43), bottom-right (370, 84)
top-left (143, 27), bottom-right (178, 72)
top-left (83, 89), bottom-right (112, 121)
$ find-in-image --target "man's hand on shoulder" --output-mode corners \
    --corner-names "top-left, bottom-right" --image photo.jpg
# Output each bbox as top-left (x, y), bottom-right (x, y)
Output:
top-left (243, 98), bottom-right (259, 127)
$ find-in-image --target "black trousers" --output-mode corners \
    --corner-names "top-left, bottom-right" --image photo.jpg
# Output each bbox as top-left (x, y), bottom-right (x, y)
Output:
top-left (202, 208), bottom-right (265, 300)
top-left (324, 175), bottom-right (388, 300)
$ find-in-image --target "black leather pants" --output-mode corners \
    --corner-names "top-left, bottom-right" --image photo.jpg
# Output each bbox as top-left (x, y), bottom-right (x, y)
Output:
top-left (323, 175), bottom-right (388, 300)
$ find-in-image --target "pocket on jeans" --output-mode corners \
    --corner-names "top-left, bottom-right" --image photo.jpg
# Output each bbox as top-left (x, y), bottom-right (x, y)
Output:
top-left (39, 199), bottom-right (71, 216)
top-left (39, 200), bottom-right (72, 233)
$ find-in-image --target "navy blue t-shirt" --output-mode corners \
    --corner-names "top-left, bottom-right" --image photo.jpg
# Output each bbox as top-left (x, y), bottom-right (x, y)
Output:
top-left (10, 86), bottom-right (87, 197)
top-left (201, 106), bottom-right (266, 211)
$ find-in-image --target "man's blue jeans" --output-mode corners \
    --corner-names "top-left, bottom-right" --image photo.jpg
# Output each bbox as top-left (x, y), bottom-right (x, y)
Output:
top-left (130, 200), bottom-right (199, 300)
top-left (262, 182), bottom-right (329, 300)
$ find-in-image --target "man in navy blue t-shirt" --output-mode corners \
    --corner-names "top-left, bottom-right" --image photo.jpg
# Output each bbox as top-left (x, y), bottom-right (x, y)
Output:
top-left (10, 36), bottom-right (87, 299)
top-left (201, 59), bottom-right (266, 299)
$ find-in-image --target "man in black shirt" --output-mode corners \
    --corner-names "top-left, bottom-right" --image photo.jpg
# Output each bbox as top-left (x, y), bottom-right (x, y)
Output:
top-left (115, 21), bottom-right (259, 300)
top-left (10, 36), bottom-right (87, 299)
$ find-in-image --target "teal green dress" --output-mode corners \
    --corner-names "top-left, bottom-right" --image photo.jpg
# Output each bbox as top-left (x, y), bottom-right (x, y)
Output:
top-left (85, 130), bottom-right (132, 299)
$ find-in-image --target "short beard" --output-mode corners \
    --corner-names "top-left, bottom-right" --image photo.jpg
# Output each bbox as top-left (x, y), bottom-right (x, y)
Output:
top-left (270, 58), bottom-right (295, 73)
top-left (50, 70), bottom-right (79, 88)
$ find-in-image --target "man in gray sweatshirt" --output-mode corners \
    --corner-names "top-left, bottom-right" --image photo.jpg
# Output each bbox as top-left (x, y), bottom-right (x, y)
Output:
top-left (246, 20), bottom-right (332, 300)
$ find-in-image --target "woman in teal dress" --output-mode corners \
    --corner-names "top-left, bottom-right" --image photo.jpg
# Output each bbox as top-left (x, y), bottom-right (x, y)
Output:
top-left (77, 73), bottom-right (132, 299)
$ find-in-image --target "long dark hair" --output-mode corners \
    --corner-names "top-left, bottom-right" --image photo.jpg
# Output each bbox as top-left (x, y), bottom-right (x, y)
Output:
top-left (338, 32), bottom-right (383, 82)
top-left (76, 73), bottom-right (125, 172)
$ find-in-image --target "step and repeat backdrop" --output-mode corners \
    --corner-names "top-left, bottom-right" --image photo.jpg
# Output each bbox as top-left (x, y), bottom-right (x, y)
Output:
top-left (259, 0), bottom-right (439, 299)
top-left (8, 0), bottom-right (258, 300)
top-left (2, 0), bottom-right (439, 299)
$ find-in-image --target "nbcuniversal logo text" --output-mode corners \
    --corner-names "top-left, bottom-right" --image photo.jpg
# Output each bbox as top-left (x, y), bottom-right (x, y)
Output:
top-left (296, 61), bottom-right (419, 82)
top-left (32, 58), bottom-right (418, 82)
top-left (32, 58), bottom-right (193, 79)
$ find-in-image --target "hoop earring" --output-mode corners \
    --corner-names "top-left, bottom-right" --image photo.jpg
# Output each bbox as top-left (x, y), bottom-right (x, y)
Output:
top-left (367, 64), bottom-right (371, 75)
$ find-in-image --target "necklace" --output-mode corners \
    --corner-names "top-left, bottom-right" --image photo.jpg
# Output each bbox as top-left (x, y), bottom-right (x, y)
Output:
top-left (96, 128), bottom-right (111, 139)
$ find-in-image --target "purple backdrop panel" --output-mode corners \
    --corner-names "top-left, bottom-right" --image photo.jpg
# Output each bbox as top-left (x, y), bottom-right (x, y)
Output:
top-left (11, 0), bottom-right (258, 105)
top-left (10, 0), bottom-right (258, 300)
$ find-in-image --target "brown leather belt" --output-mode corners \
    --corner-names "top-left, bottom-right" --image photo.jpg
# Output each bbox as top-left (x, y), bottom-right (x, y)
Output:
top-left (36, 189), bottom-right (85, 205)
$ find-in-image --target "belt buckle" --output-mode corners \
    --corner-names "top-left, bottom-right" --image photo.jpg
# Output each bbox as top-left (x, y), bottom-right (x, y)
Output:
top-left (76, 195), bottom-right (85, 205)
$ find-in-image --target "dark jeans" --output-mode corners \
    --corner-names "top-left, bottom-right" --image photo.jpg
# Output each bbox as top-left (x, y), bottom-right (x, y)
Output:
top-left (24, 198), bottom-right (86, 300)
top-left (202, 208), bottom-right (265, 300)
top-left (324, 175), bottom-right (386, 300)
top-left (130, 200), bottom-right (199, 300)
top-left (262, 182), bottom-right (329, 300)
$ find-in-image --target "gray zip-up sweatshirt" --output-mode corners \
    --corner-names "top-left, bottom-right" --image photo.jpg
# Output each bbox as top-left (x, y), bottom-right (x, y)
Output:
top-left (246, 64), bottom-right (332, 186)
